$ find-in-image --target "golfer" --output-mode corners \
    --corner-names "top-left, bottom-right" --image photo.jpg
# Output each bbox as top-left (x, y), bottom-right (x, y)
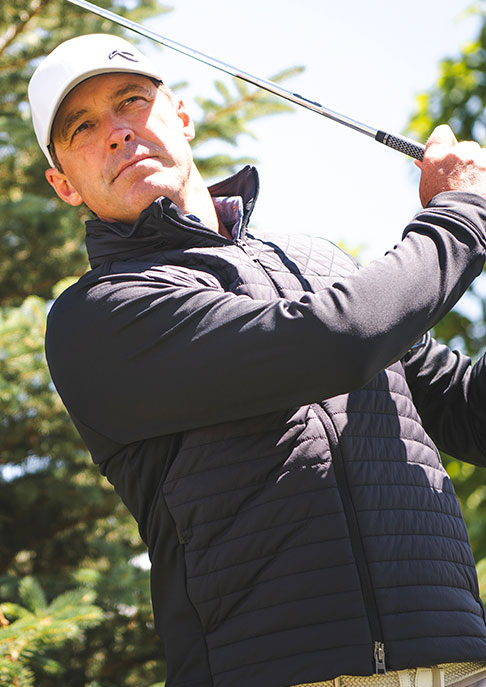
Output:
top-left (29, 33), bottom-right (486, 687)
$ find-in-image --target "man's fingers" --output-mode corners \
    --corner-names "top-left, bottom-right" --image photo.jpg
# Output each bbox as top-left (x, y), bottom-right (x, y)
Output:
top-left (454, 140), bottom-right (482, 157)
top-left (425, 124), bottom-right (458, 151)
top-left (418, 125), bottom-right (486, 207)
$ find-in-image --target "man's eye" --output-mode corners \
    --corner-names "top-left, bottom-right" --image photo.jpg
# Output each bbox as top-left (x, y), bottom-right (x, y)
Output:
top-left (123, 96), bottom-right (143, 105)
top-left (72, 121), bottom-right (90, 138)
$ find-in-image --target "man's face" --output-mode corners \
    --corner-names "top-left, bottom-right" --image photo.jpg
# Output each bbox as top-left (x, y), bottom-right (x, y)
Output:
top-left (46, 72), bottom-right (196, 223)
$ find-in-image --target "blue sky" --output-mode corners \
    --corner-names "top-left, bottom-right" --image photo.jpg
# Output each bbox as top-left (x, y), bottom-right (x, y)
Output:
top-left (142, 0), bottom-right (481, 262)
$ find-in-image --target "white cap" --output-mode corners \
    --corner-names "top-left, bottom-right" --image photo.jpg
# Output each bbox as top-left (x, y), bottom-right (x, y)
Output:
top-left (28, 33), bottom-right (164, 166)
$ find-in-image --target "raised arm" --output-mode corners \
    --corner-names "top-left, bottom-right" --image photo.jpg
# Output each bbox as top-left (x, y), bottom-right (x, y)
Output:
top-left (46, 190), bottom-right (486, 444)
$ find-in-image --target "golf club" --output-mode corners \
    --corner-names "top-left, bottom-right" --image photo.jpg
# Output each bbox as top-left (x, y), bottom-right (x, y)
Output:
top-left (64, 0), bottom-right (425, 161)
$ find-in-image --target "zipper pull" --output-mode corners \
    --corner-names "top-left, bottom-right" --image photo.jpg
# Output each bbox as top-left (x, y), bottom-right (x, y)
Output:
top-left (374, 641), bottom-right (386, 674)
top-left (235, 236), bottom-right (257, 260)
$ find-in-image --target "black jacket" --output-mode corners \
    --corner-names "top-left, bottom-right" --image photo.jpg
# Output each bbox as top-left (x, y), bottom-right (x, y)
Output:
top-left (46, 167), bottom-right (486, 687)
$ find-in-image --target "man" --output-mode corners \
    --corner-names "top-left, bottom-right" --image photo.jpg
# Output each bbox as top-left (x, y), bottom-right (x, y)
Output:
top-left (28, 33), bottom-right (486, 687)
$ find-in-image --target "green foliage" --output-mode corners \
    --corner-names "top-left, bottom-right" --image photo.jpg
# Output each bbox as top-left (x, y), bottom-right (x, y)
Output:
top-left (191, 66), bottom-right (304, 178)
top-left (0, 577), bottom-right (103, 685)
top-left (0, 1), bottom-right (298, 685)
top-left (408, 26), bottom-right (486, 144)
top-left (406, 4), bottom-right (486, 597)
top-left (0, 291), bottom-right (161, 685)
top-left (478, 557), bottom-right (486, 603)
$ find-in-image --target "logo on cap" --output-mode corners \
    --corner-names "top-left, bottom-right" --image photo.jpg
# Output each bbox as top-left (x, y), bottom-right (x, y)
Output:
top-left (108, 50), bottom-right (139, 63)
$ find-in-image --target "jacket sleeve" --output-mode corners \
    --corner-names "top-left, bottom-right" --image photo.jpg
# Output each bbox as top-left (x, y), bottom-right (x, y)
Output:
top-left (45, 191), bottom-right (486, 445)
top-left (403, 332), bottom-right (486, 466)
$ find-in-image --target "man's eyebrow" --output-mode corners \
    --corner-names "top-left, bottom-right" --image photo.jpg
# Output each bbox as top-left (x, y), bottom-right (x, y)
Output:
top-left (111, 82), bottom-right (154, 100)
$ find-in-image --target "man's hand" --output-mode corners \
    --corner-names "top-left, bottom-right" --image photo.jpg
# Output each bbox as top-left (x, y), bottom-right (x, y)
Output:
top-left (416, 124), bottom-right (486, 207)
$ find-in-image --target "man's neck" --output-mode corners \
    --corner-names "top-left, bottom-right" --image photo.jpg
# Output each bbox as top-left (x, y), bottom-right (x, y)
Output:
top-left (175, 164), bottom-right (231, 239)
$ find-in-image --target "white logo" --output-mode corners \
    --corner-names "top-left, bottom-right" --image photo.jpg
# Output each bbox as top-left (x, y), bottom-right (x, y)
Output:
top-left (108, 50), bottom-right (139, 63)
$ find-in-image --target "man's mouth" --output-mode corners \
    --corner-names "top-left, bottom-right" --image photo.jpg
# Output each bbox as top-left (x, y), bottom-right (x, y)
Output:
top-left (112, 155), bottom-right (157, 182)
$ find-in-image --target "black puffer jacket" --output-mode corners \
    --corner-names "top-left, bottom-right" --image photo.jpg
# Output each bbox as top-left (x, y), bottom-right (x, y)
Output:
top-left (46, 167), bottom-right (486, 687)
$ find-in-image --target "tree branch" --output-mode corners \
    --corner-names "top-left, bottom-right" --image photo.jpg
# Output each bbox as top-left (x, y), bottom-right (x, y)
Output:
top-left (0, 0), bottom-right (52, 59)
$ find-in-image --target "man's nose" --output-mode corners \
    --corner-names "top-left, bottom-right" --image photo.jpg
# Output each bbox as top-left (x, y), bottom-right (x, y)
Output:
top-left (106, 122), bottom-right (135, 150)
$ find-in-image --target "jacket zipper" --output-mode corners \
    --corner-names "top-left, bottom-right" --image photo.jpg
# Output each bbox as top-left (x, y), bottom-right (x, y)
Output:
top-left (234, 235), bottom-right (282, 298)
top-left (226, 215), bottom-right (384, 672)
top-left (312, 403), bottom-right (387, 675)
top-left (163, 212), bottom-right (282, 298)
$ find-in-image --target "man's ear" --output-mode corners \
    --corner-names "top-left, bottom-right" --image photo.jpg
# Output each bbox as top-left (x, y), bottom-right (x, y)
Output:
top-left (176, 99), bottom-right (195, 142)
top-left (45, 167), bottom-right (83, 206)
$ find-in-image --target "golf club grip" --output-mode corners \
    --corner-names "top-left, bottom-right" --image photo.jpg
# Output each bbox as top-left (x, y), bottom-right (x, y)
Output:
top-left (375, 131), bottom-right (425, 161)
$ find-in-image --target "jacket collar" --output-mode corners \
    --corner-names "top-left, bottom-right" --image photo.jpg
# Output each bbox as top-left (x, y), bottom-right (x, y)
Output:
top-left (85, 165), bottom-right (259, 268)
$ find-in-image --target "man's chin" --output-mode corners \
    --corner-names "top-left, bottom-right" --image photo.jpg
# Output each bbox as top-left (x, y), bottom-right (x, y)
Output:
top-left (95, 171), bottom-right (181, 223)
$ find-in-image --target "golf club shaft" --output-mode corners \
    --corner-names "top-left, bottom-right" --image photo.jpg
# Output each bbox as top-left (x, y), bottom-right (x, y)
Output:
top-left (64, 0), bottom-right (425, 161)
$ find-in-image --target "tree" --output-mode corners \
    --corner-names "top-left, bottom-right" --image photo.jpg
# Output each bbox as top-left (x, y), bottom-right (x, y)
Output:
top-left (406, 5), bottom-right (486, 583)
top-left (0, 576), bottom-right (103, 686)
top-left (0, 2), bottom-right (300, 685)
